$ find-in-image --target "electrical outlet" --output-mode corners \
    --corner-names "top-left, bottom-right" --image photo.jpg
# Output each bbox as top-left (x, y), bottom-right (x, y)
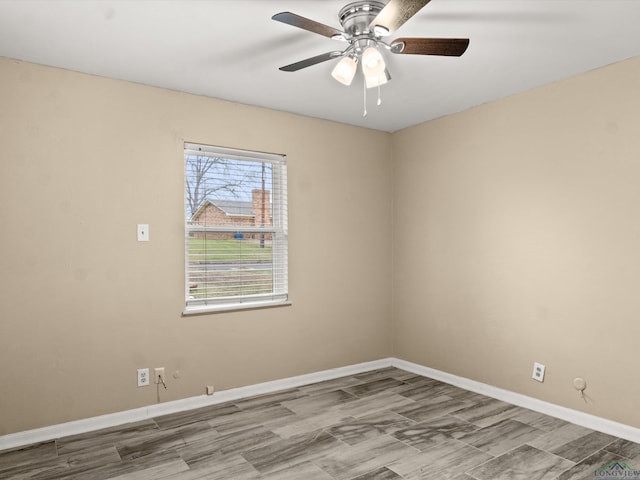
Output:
top-left (154, 367), bottom-right (165, 384)
top-left (532, 362), bottom-right (546, 382)
top-left (137, 368), bottom-right (150, 387)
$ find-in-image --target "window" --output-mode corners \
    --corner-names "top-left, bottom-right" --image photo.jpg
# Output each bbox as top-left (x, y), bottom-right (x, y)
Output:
top-left (184, 143), bottom-right (288, 313)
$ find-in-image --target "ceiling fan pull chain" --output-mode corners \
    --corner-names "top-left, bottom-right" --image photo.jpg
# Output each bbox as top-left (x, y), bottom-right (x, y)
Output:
top-left (363, 76), bottom-right (368, 117)
top-left (377, 84), bottom-right (382, 106)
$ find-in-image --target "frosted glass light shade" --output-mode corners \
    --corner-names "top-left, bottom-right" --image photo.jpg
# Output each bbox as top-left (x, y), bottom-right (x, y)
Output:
top-left (331, 56), bottom-right (358, 85)
top-left (361, 47), bottom-right (386, 76)
top-left (365, 68), bottom-right (391, 88)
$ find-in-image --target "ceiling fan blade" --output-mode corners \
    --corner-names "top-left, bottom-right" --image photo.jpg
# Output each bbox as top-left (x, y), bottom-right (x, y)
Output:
top-left (272, 12), bottom-right (346, 40)
top-left (279, 52), bottom-right (342, 72)
top-left (369, 0), bottom-right (432, 35)
top-left (391, 37), bottom-right (470, 56)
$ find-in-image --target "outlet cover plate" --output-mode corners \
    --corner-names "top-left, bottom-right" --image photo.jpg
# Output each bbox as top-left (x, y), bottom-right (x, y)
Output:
top-left (532, 362), bottom-right (546, 382)
top-left (137, 368), bottom-right (150, 387)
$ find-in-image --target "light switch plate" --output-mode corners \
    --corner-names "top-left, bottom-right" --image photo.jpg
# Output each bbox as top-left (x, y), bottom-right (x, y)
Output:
top-left (137, 224), bottom-right (149, 242)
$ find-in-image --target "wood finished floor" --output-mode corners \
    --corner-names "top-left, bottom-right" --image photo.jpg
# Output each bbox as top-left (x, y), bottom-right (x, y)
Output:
top-left (2, 367), bottom-right (639, 480)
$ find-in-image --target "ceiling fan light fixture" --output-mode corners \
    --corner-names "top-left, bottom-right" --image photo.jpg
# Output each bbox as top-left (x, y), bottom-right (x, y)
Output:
top-left (361, 46), bottom-right (386, 75)
top-left (365, 68), bottom-right (391, 88)
top-left (331, 56), bottom-right (358, 85)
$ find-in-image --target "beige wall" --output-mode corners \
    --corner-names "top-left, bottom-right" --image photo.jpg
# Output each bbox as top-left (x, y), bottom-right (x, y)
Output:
top-left (0, 57), bottom-right (393, 435)
top-left (4, 52), bottom-right (640, 437)
top-left (393, 56), bottom-right (640, 428)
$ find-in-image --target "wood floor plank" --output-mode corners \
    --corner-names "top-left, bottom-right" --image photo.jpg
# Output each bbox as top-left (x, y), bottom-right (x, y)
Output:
top-left (0, 455), bottom-right (71, 480)
top-left (241, 430), bottom-right (343, 474)
top-left (338, 391), bottom-right (415, 419)
top-left (557, 448), bottom-right (624, 480)
top-left (387, 439), bottom-right (493, 480)
top-left (233, 388), bottom-right (307, 411)
top-left (154, 403), bottom-right (241, 430)
top-left (314, 435), bottom-right (420, 480)
top-left (549, 430), bottom-right (618, 463)
top-left (349, 466), bottom-right (404, 480)
top-left (604, 437), bottom-right (640, 461)
top-left (391, 395), bottom-right (470, 423)
top-left (209, 404), bottom-right (296, 435)
top-left (528, 422), bottom-right (601, 452)
top-left (178, 425), bottom-right (280, 468)
top-left (326, 411), bottom-right (415, 446)
top-left (457, 418), bottom-right (545, 456)
top-left (344, 378), bottom-right (408, 398)
top-left (510, 408), bottom-right (570, 433)
top-left (68, 450), bottom-right (184, 480)
top-left (261, 462), bottom-right (335, 480)
top-left (164, 453), bottom-right (260, 480)
top-left (0, 441), bottom-right (58, 471)
top-left (56, 420), bottom-right (159, 455)
top-left (103, 456), bottom-right (190, 480)
top-left (297, 377), bottom-right (365, 395)
top-left (391, 414), bottom-right (479, 451)
top-left (468, 444), bottom-right (574, 480)
top-left (353, 368), bottom-right (402, 383)
top-left (449, 397), bottom-right (522, 428)
top-left (281, 389), bottom-right (356, 415)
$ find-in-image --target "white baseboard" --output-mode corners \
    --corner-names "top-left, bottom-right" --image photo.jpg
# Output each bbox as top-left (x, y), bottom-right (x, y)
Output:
top-left (390, 358), bottom-right (640, 444)
top-left (0, 358), bottom-right (393, 452)
top-left (3, 357), bottom-right (640, 451)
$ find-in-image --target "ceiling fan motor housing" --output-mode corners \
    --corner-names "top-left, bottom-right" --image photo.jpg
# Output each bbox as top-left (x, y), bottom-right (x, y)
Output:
top-left (338, 1), bottom-right (385, 38)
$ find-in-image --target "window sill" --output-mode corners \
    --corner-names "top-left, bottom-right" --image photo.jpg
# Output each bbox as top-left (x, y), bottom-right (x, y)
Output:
top-left (182, 299), bottom-right (292, 316)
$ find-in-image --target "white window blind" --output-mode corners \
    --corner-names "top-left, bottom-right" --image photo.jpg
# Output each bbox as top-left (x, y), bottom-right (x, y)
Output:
top-left (184, 143), bottom-right (288, 312)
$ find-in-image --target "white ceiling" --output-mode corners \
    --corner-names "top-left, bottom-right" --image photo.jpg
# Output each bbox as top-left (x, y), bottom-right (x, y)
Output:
top-left (1, 0), bottom-right (639, 132)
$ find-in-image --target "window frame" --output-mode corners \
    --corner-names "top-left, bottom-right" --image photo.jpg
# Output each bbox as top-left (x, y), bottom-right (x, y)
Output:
top-left (183, 142), bottom-right (289, 315)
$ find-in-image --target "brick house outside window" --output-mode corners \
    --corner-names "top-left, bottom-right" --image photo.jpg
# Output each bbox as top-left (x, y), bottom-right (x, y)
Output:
top-left (190, 189), bottom-right (272, 240)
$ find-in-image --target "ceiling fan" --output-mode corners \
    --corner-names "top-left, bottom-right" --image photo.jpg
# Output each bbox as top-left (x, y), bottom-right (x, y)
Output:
top-left (272, 0), bottom-right (469, 93)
